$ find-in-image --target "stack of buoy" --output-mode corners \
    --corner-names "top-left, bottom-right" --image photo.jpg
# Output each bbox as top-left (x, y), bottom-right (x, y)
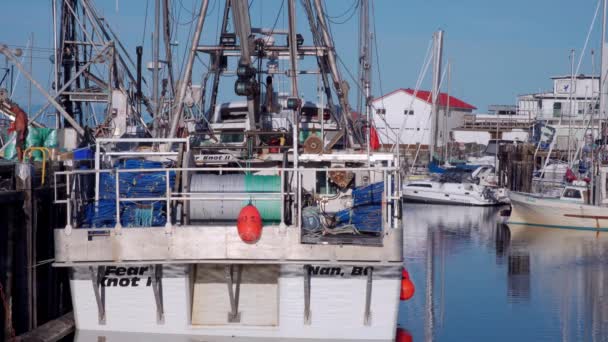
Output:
top-left (400, 267), bottom-right (415, 300)
top-left (237, 204), bottom-right (263, 244)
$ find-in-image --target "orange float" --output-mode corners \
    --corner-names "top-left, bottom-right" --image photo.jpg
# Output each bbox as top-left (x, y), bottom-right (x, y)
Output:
top-left (395, 328), bottom-right (413, 342)
top-left (237, 204), bottom-right (263, 244)
top-left (400, 267), bottom-right (415, 301)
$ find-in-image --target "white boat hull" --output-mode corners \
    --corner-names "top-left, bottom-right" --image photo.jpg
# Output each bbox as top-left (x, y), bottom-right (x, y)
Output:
top-left (70, 264), bottom-right (401, 341)
top-left (402, 181), bottom-right (501, 206)
top-left (507, 192), bottom-right (608, 231)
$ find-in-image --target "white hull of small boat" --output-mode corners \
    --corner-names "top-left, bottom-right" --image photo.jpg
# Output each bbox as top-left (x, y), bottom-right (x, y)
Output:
top-left (508, 191), bottom-right (608, 231)
top-left (402, 181), bottom-right (501, 206)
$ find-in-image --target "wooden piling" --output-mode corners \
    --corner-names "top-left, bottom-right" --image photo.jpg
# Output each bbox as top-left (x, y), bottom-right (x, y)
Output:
top-left (498, 143), bottom-right (535, 192)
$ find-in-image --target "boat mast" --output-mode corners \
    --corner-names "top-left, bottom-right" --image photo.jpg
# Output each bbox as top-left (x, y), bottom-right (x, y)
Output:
top-left (358, 0), bottom-right (372, 159)
top-left (168, 0), bottom-right (210, 140)
top-left (288, 0), bottom-right (299, 167)
top-left (312, 0), bottom-right (356, 148)
top-left (601, 0), bottom-right (608, 147)
top-left (444, 61), bottom-right (451, 165)
top-left (568, 49), bottom-right (575, 164)
top-left (595, 0), bottom-right (608, 205)
top-left (429, 30), bottom-right (444, 164)
top-left (152, 0), bottom-right (160, 136)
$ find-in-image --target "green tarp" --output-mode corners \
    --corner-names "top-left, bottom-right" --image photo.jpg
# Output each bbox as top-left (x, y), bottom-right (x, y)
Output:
top-left (3, 127), bottom-right (58, 161)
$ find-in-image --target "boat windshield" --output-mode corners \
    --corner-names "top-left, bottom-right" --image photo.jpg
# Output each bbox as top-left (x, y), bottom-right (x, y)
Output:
top-left (562, 188), bottom-right (582, 199)
top-left (435, 169), bottom-right (474, 184)
top-left (560, 187), bottom-right (587, 203)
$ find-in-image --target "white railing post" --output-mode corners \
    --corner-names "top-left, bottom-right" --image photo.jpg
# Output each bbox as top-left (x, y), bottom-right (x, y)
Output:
top-left (95, 142), bottom-right (100, 203)
top-left (297, 170), bottom-right (302, 230)
top-left (64, 173), bottom-right (73, 235)
top-left (114, 170), bottom-right (122, 233)
top-left (165, 169), bottom-right (172, 232)
top-left (280, 169), bottom-right (286, 230)
top-left (383, 168), bottom-right (388, 231)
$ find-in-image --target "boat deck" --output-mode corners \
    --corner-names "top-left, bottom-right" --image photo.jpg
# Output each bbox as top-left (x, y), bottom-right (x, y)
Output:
top-left (54, 225), bottom-right (402, 266)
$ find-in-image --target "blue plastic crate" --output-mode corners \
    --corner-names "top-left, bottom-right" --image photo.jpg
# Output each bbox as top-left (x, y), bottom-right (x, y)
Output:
top-left (73, 148), bottom-right (94, 160)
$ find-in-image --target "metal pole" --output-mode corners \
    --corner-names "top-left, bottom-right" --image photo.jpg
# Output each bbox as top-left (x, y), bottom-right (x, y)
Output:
top-left (288, 0), bottom-right (300, 168)
top-left (601, 0), bottom-right (608, 146)
top-left (153, 0), bottom-right (160, 136)
top-left (168, 0), bottom-right (210, 141)
top-left (445, 61), bottom-right (451, 164)
top-left (287, 0), bottom-right (299, 97)
top-left (163, 0), bottom-right (175, 97)
top-left (312, 0), bottom-right (355, 147)
top-left (53, 0), bottom-right (60, 128)
top-left (28, 33), bottom-right (33, 116)
top-left (231, 0), bottom-right (257, 140)
top-left (568, 49), bottom-right (575, 163)
top-left (360, 0), bottom-right (371, 164)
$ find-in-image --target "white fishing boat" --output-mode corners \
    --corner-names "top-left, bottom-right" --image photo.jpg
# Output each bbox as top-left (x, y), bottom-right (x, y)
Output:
top-left (45, 1), bottom-right (410, 341)
top-left (508, 176), bottom-right (608, 231)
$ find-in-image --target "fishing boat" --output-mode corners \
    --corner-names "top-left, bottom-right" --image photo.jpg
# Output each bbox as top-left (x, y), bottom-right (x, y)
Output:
top-left (508, 176), bottom-right (608, 231)
top-left (26, 0), bottom-right (410, 341)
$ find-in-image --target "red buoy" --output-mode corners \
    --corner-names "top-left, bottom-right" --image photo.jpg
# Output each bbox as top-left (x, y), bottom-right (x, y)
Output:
top-left (237, 204), bottom-right (263, 244)
top-left (400, 267), bottom-right (415, 301)
top-left (395, 328), bottom-right (413, 342)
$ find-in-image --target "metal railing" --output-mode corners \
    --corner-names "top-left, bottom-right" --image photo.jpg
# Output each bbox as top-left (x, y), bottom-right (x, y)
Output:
top-left (54, 165), bottom-right (401, 236)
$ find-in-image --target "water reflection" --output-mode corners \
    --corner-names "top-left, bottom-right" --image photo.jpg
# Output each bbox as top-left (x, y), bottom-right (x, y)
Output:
top-left (399, 203), bottom-right (608, 342)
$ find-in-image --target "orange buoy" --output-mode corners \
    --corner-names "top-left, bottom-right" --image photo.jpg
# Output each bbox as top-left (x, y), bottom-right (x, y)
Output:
top-left (237, 204), bottom-right (263, 244)
top-left (395, 328), bottom-right (413, 342)
top-left (400, 267), bottom-right (415, 301)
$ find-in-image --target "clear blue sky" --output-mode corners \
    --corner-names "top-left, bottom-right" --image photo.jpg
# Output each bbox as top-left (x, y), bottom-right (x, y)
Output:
top-left (0, 0), bottom-right (603, 113)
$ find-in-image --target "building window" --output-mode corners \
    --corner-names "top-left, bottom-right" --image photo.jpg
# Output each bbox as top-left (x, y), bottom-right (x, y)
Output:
top-left (553, 102), bottom-right (562, 117)
top-left (377, 108), bottom-right (386, 115)
top-left (578, 102), bottom-right (586, 115)
top-left (404, 110), bottom-right (414, 115)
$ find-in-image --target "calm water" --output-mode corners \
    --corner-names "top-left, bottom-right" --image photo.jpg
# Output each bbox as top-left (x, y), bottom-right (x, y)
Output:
top-left (399, 203), bottom-right (608, 342)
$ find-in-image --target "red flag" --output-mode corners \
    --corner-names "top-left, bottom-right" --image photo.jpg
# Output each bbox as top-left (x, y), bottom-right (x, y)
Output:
top-left (369, 125), bottom-right (380, 150)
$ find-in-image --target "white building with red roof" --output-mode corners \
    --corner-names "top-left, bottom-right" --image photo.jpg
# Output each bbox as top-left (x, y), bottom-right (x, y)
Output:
top-left (371, 88), bottom-right (476, 147)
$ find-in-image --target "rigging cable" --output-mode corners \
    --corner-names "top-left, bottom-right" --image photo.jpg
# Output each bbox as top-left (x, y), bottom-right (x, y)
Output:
top-left (390, 39), bottom-right (434, 153)
top-left (324, 0), bottom-right (360, 22)
top-left (141, 0), bottom-right (150, 47)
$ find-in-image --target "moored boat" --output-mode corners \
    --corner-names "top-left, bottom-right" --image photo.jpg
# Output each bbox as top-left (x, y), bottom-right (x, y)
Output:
top-left (508, 180), bottom-right (608, 231)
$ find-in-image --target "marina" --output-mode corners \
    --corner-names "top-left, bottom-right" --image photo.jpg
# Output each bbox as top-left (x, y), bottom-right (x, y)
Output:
top-left (0, 0), bottom-right (608, 341)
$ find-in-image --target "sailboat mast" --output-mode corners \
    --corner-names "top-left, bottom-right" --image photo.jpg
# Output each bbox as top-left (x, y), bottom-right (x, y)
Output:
top-left (430, 30), bottom-right (444, 163)
top-left (444, 61), bottom-right (451, 164)
top-left (600, 0), bottom-right (608, 146)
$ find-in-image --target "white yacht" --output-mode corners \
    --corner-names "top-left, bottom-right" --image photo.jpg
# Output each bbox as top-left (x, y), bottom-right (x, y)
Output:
top-left (402, 167), bottom-right (508, 206)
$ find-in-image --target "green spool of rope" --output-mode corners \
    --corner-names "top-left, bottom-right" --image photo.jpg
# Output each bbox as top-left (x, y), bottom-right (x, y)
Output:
top-left (243, 174), bottom-right (282, 222)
